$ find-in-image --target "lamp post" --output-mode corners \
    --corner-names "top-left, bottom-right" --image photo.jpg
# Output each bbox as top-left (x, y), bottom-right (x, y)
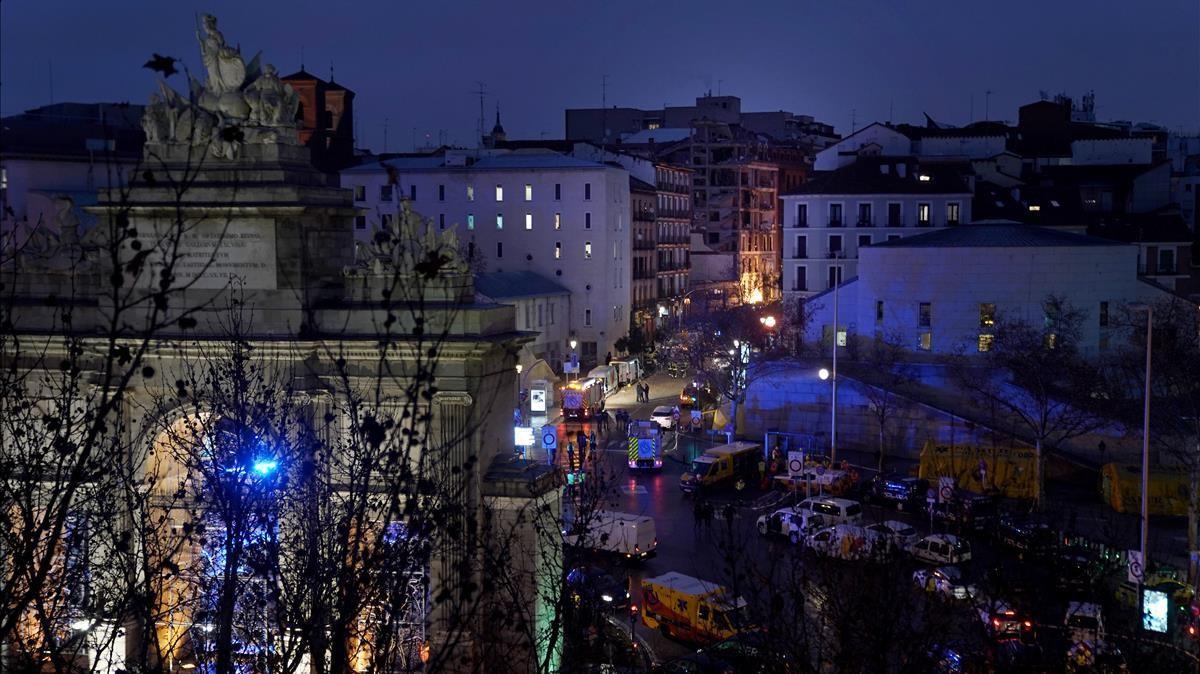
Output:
top-left (828, 255), bottom-right (842, 463)
top-left (569, 338), bottom-right (578, 381)
top-left (1130, 303), bottom-right (1152, 592)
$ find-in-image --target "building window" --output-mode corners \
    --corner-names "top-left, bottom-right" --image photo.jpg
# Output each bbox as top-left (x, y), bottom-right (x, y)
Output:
top-left (524, 184), bottom-right (533, 202)
top-left (353, 185), bottom-right (365, 201)
top-left (495, 184), bottom-right (504, 202)
top-left (858, 234), bottom-right (871, 249)
top-left (1159, 248), bottom-right (1176, 274)
top-left (439, 213), bottom-right (446, 229)
top-left (918, 302), bottom-right (931, 327)
top-left (555, 242), bottom-right (561, 259)
top-left (828, 234), bottom-right (842, 256)
top-left (495, 214), bottom-right (504, 229)
top-left (467, 185), bottom-right (475, 201)
top-left (876, 300), bottom-right (884, 323)
top-left (888, 203), bottom-right (901, 227)
top-left (827, 266), bottom-right (842, 289)
top-left (467, 214), bottom-right (475, 230)
top-left (438, 184), bottom-right (445, 201)
top-left (918, 332), bottom-right (932, 351)
top-left (1099, 301), bottom-right (1109, 327)
top-left (978, 334), bottom-right (994, 352)
top-left (380, 185), bottom-right (393, 201)
top-left (549, 303), bottom-right (555, 324)
top-left (917, 203), bottom-right (931, 226)
top-left (585, 213), bottom-right (592, 229)
top-left (585, 241), bottom-right (592, 259)
top-left (793, 266), bottom-right (807, 291)
top-left (829, 203), bottom-right (842, 227)
top-left (857, 203), bottom-right (872, 226)
top-left (525, 213), bottom-right (533, 230)
top-left (497, 242), bottom-right (503, 258)
top-left (355, 215), bottom-right (366, 230)
top-left (796, 203), bottom-right (808, 227)
top-left (538, 304), bottom-right (544, 327)
top-left (979, 303), bottom-right (995, 328)
top-left (555, 212), bottom-right (562, 230)
top-left (946, 202), bottom-right (960, 225)
top-left (409, 184), bottom-right (417, 200)
top-left (555, 183), bottom-right (562, 200)
top-left (584, 183), bottom-right (592, 200)
top-left (793, 235), bottom-right (807, 259)
top-left (583, 309), bottom-right (593, 327)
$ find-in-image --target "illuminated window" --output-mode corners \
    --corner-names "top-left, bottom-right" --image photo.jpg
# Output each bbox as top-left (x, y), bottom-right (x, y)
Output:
top-left (917, 203), bottom-right (931, 226)
top-left (555, 242), bottom-right (561, 259)
top-left (978, 334), bottom-right (994, 352)
top-left (495, 184), bottom-right (503, 202)
top-left (467, 214), bottom-right (475, 230)
top-left (467, 185), bottom-right (475, 201)
top-left (947, 202), bottom-right (960, 224)
top-left (837, 329), bottom-right (847, 347)
top-left (1028, 204), bottom-right (1041, 212)
top-left (524, 184), bottom-right (533, 201)
top-left (918, 174), bottom-right (931, 182)
top-left (525, 213), bottom-right (533, 230)
top-left (585, 241), bottom-right (592, 259)
top-left (555, 212), bottom-right (561, 230)
top-left (918, 332), bottom-right (932, 351)
top-left (979, 303), bottom-right (995, 328)
top-left (496, 214), bottom-right (503, 229)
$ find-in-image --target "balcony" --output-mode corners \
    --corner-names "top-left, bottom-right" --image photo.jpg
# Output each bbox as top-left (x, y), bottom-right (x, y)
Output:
top-left (634, 240), bottom-right (656, 251)
top-left (827, 250), bottom-right (844, 259)
top-left (856, 219), bottom-right (874, 228)
top-left (827, 219), bottom-right (844, 228)
top-left (633, 209), bottom-right (656, 223)
top-left (916, 220), bottom-right (932, 228)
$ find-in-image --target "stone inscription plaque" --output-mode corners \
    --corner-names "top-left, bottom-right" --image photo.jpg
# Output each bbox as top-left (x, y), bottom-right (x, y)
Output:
top-left (150, 219), bottom-right (278, 290)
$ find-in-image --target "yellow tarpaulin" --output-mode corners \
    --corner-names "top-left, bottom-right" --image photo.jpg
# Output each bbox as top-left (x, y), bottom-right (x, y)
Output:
top-left (918, 441), bottom-right (1036, 500)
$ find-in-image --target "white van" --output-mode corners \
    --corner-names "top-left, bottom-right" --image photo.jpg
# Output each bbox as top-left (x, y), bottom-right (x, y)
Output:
top-left (563, 510), bottom-right (657, 561)
top-left (611, 358), bottom-right (642, 386)
top-left (586, 365), bottom-right (618, 394)
top-left (793, 497), bottom-right (863, 525)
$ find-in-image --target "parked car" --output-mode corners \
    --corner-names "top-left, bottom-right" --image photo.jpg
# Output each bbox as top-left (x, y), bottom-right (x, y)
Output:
top-left (566, 565), bottom-right (630, 610)
top-left (793, 496), bottom-right (863, 525)
top-left (929, 492), bottom-right (998, 532)
top-left (774, 468), bottom-right (854, 496)
top-left (701, 631), bottom-right (794, 673)
top-left (995, 517), bottom-right (1061, 557)
top-left (756, 507), bottom-right (826, 545)
top-left (913, 566), bottom-right (978, 602)
top-left (865, 473), bottom-right (928, 511)
top-left (1056, 548), bottom-right (1114, 594)
top-left (805, 524), bottom-right (888, 561)
top-left (909, 534), bottom-right (972, 565)
top-left (1065, 602), bottom-right (1105, 645)
top-left (866, 519), bottom-right (920, 549)
top-left (978, 601), bottom-right (1035, 640)
top-left (651, 406), bottom-right (676, 429)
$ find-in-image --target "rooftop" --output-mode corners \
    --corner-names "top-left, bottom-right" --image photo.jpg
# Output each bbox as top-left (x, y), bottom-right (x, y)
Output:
top-left (618, 128), bottom-right (693, 145)
top-left (343, 149), bottom-right (607, 174)
top-left (1, 102), bottom-right (145, 160)
top-left (475, 270), bottom-right (570, 300)
top-left (870, 224), bottom-right (1125, 249)
top-left (786, 158), bottom-right (971, 196)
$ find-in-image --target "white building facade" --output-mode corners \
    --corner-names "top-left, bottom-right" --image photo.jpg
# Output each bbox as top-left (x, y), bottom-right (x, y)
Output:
top-left (780, 158), bottom-right (973, 303)
top-left (802, 225), bottom-right (1176, 357)
top-left (342, 150), bottom-right (631, 366)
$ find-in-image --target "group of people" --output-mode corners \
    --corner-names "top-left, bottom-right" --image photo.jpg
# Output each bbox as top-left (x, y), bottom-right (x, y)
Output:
top-left (634, 382), bottom-right (652, 403)
top-left (691, 498), bottom-right (737, 535)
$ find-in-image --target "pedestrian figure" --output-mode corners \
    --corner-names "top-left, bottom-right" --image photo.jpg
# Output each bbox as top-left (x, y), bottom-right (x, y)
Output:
top-left (722, 503), bottom-right (735, 529)
top-left (589, 430), bottom-right (597, 452)
top-left (702, 501), bottom-right (715, 530)
top-left (566, 441), bottom-right (575, 470)
top-left (693, 499), bottom-right (703, 535)
top-left (644, 383), bottom-right (651, 401)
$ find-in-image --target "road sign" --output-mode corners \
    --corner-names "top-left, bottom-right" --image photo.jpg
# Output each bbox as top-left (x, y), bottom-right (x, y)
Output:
top-left (1128, 549), bottom-right (1145, 584)
top-left (938, 477), bottom-right (955, 502)
top-left (514, 426), bottom-right (534, 447)
top-left (541, 426), bottom-right (558, 450)
top-left (926, 487), bottom-right (936, 506)
top-left (787, 451), bottom-right (804, 478)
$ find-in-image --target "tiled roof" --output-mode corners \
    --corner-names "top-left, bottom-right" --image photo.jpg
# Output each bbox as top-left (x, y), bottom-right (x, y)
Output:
top-left (871, 224), bottom-right (1124, 248)
top-left (785, 158), bottom-right (972, 196)
top-left (475, 271), bottom-right (570, 300)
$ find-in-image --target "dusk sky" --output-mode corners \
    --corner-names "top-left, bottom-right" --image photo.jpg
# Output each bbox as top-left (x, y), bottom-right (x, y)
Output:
top-left (3, 1), bottom-right (1197, 151)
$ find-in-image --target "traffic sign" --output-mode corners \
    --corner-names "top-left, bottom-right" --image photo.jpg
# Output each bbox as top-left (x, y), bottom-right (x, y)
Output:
top-left (541, 426), bottom-right (558, 450)
top-left (787, 452), bottom-right (804, 478)
top-left (926, 487), bottom-right (936, 505)
top-left (1128, 549), bottom-right (1144, 584)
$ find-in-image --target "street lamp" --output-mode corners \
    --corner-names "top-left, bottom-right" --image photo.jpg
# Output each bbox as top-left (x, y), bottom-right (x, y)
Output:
top-left (759, 315), bottom-right (776, 329)
top-left (1130, 303), bottom-right (1152, 592)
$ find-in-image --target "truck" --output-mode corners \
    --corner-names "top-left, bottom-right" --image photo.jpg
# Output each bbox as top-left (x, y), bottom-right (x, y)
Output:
top-left (627, 420), bottom-right (663, 470)
top-left (561, 378), bottom-right (602, 421)
top-left (562, 510), bottom-right (657, 561)
top-left (1100, 462), bottom-right (1189, 516)
top-left (918, 441), bottom-right (1036, 500)
top-left (680, 441), bottom-right (761, 494)
top-left (586, 365), bottom-right (618, 395)
top-left (611, 358), bottom-right (642, 386)
top-left (641, 571), bottom-right (753, 645)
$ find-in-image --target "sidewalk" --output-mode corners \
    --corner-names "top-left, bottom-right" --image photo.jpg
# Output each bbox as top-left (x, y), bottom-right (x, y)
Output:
top-left (605, 371), bottom-right (684, 407)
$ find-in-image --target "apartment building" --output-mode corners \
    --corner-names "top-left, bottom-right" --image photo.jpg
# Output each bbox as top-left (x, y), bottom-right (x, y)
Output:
top-left (780, 158), bottom-right (973, 304)
top-left (341, 149), bottom-right (631, 367)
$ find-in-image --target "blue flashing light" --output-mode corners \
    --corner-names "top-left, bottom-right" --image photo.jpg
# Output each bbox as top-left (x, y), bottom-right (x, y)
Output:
top-left (251, 459), bottom-right (278, 476)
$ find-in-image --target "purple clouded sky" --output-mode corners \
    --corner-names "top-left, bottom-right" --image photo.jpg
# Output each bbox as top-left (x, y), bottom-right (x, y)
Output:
top-left (2, 0), bottom-right (1197, 151)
